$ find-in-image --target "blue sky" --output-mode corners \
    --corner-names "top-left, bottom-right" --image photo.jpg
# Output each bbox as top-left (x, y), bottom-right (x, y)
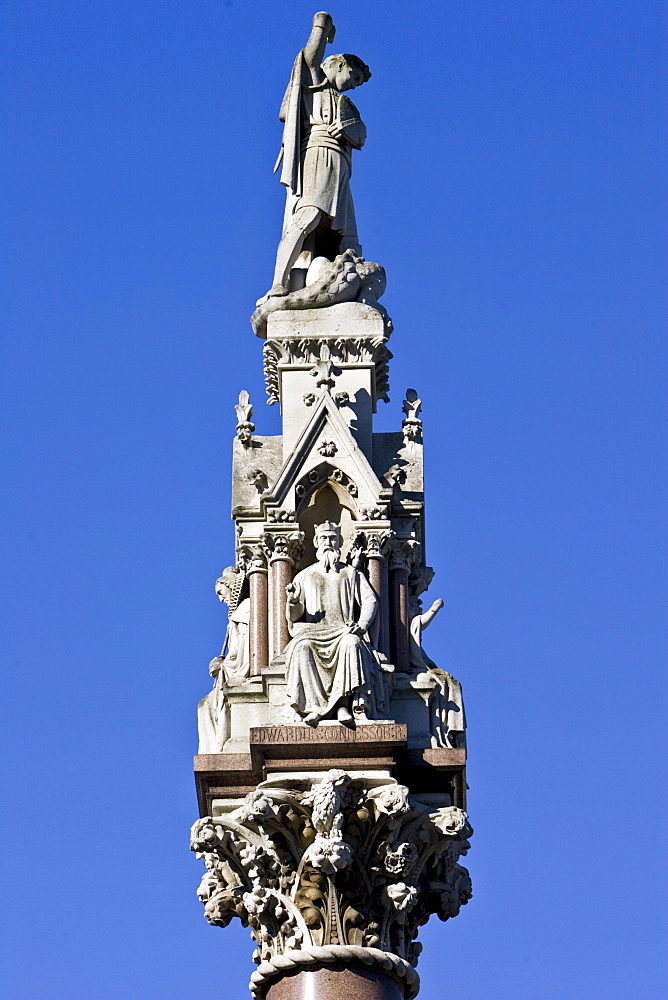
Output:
top-left (1, 2), bottom-right (666, 997)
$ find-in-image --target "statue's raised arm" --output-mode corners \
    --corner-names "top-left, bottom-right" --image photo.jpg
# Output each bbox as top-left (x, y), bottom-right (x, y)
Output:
top-left (303, 11), bottom-right (336, 78)
top-left (259, 11), bottom-right (371, 304)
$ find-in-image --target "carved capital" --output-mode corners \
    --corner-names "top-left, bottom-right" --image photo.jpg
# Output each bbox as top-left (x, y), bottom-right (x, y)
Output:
top-left (192, 770), bottom-right (472, 998)
top-left (347, 529), bottom-right (394, 562)
top-left (240, 543), bottom-right (268, 572)
top-left (263, 530), bottom-right (305, 565)
top-left (388, 538), bottom-right (420, 572)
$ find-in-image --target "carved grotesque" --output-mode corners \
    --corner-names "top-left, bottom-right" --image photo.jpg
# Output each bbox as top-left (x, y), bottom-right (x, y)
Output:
top-left (284, 521), bottom-right (385, 726)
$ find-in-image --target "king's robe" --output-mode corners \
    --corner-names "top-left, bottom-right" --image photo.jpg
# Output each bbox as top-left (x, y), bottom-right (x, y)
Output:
top-left (285, 561), bottom-right (379, 719)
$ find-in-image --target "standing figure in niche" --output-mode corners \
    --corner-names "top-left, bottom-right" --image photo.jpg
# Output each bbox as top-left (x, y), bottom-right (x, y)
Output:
top-left (409, 595), bottom-right (467, 750)
top-left (197, 567), bottom-right (250, 753)
top-left (285, 521), bottom-right (383, 726)
top-left (262, 10), bottom-right (371, 300)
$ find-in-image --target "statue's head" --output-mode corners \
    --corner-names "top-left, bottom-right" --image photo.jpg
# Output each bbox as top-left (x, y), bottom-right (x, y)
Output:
top-left (322, 53), bottom-right (371, 92)
top-left (314, 521), bottom-right (342, 571)
top-left (215, 566), bottom-right (239, 606)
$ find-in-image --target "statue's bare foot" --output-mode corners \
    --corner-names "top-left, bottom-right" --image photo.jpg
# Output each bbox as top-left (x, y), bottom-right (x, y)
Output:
top-left (255, 284), bottom-right (287, 307)
top-left (337, 705), bottom-right (354, 725)
top-left (304, 712), bottom-right (321, 727)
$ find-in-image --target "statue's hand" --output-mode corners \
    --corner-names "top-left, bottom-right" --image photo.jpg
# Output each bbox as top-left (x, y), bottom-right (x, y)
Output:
top-left (327, 122), bottom-right (346, 140)
top-left (348, 623), bottom-right (365, 637)
top-left (431, 598), bottom-right (444, 612)
top-left (285, 581), bottom-right (300, 603)
top-left (208, 656), bottom-right (223, 677)
top-left (313, 11), bottom-right (335, 42)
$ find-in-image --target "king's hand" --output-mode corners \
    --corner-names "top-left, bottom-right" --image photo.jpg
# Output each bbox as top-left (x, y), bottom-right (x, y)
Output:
top-left (286, 581), bottom-right (300, 604)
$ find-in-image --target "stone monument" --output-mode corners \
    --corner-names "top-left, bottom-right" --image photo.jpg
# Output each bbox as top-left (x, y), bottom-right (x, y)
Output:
top-left (192, 13), bottom-right (472, 999)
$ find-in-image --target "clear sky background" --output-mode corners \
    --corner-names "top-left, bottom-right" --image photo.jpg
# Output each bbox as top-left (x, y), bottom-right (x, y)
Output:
top-left (1, 1), bottom-right (666, 997)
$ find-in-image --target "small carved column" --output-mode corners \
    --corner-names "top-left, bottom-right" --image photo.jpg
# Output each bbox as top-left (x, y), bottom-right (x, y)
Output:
top-left (266, 965), bottom-right (405, 1000)
top-left (264, 532), bottom-right (304, 660)
top-left (247, 550), bottom-right (269, 676)
top-left (366, 531), bottom-right (391, 659)
top-left (389, 540), bottom-right (417, 672)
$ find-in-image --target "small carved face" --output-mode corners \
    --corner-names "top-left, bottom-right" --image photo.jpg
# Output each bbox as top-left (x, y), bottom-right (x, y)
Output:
top-left (316, 528), bottom-right (340, 552)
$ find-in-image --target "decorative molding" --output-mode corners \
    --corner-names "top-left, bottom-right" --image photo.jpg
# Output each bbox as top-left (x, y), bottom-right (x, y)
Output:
top-left (293, 463), bottom-right (359, 510)
top-left (263, 338), bottom-right (393, 405)
top-left (192, 770), bottom-right (472, 998)
top-left (266, 510), bottom-right (296, 523)
top-left (317, 441), bottom-right (338, 458)
top-left (309, 344), bottom-right (341, 391)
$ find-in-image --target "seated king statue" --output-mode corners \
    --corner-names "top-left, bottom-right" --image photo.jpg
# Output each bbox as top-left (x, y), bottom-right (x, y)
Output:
top-left (285, 521), bottom-right (381, 727)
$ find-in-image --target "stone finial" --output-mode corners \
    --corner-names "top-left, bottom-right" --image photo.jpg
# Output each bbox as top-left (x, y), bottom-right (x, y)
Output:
top-left (402, 388), bottom-right (422, 443)
top-left (191, 770), bottom-right (472, 999)
top-left (235, 390), bottom-right (255, 445)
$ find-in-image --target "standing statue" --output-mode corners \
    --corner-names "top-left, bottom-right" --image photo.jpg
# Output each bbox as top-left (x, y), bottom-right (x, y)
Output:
top-left (408, 595), bottom-right (467, 750)
top-left (262, 11), bottom-right (371, 300)
top-left (285, 521), bottom-right (383, 727)
top-left (197, 567), bottom-right (250, 753)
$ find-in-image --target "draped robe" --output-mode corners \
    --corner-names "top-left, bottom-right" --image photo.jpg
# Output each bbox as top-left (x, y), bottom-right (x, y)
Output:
top-left (277, 51), bottom-right (365, 240)
top-left (285, 561), bottom-right (379, 718)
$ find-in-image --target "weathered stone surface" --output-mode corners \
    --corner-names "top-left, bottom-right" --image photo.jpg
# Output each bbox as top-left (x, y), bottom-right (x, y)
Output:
top-left (191, 769), bottom-right (472, 998)
top-left (252, 252), bottom-right (391, 339)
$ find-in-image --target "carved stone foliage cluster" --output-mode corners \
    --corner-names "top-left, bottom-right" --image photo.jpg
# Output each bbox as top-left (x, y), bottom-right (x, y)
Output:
top-left (263, 337), bottom-right (392, 405)
top-left (191, 770), bottom-right (472, 996)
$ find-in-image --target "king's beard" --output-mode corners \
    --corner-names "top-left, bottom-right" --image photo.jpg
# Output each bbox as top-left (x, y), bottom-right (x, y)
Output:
top-left (316, 542), bottom-right (341, 572)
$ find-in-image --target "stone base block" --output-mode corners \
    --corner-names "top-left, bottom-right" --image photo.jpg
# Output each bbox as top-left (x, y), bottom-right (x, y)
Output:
top-left (194, 723), bottom-right (466, 817)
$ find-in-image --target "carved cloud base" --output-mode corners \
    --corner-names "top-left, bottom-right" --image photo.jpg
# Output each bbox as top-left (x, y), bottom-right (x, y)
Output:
top-left (191, 767), bottom-right (472, 999)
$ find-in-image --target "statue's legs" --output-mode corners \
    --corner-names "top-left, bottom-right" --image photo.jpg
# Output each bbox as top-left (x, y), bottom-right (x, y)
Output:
top-left (266, 205), bottom-right (322, 299)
